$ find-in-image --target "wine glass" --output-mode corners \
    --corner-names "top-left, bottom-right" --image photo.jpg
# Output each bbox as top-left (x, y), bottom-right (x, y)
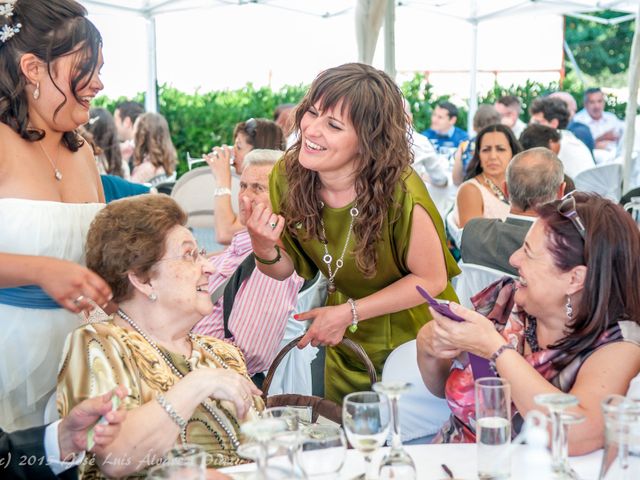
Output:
top-left (534, 392), bottom-right (579, 479)
top-left (186, 152), bottom-right (208, 171)
top-left (146, 443), bottom-right (206, 479)
top-left (264, 406), bottom-right (308, 479)
top-left (298, 424), bottom-right (347, 479)
top-left (372, 382), bottom-right (416, 479)
top-left (240, 414), bottom-right (290, 480)
top-left (343, 391), bottom-right (391, 480)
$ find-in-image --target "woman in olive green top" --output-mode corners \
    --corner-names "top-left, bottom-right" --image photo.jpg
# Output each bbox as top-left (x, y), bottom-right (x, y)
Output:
top-left (243, 63), bottom-right (460, 402)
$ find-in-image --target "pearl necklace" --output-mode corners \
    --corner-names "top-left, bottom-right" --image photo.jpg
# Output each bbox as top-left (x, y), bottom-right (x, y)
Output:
top-left (117, 308), bottom-right (243, 448)
top-left (319, 201), bottom-right (358, 294)
top-left (481, 173), bottom-right (507, 203)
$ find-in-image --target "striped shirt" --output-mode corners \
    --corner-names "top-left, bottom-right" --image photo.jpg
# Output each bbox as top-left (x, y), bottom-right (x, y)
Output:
top-left (193, 230), bottom-right (303, 375)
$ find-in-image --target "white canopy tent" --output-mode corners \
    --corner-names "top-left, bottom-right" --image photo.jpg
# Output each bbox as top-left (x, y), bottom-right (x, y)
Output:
top-left (81, 0), bottom-right (640, 190)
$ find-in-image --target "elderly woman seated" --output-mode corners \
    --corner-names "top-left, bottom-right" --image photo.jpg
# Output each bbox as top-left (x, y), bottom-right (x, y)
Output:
top-left (57, 194), bottom-right (262, 479)
top-left (418, 192), bottom-right (640, 454)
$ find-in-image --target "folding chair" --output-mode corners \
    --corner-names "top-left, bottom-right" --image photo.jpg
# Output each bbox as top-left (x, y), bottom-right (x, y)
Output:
top-left (573, 163), bottom-right (623, 202)
top-left (455, 261), bottom-right (515, 308)
top-left (171, 167), bottom-right (239, 252)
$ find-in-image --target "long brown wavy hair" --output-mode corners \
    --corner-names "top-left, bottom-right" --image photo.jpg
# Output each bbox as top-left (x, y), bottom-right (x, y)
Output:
top-left (281, 63), bottom-right (412, 278)
top-left (133, 112), bottom-right (177, 175)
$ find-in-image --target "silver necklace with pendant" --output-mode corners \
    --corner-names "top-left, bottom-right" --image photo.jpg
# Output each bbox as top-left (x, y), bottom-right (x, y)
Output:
top-left (319, 201), bottom-right (358, 294)
top-left (37, 141), bottom-right (63, 181)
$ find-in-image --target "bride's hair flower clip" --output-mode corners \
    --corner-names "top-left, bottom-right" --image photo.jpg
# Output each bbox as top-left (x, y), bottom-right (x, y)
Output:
top-left (0, 0), bottom-right (20, 45)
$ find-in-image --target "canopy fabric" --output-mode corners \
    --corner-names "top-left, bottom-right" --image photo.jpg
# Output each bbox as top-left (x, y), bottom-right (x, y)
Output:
top-left (80, 0), bottom-right (640, 188)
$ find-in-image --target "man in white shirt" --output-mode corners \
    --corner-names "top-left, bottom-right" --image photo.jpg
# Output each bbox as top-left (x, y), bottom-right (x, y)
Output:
top-left (573, 88), bottom-right (624, 163)
top-left (403, 100), bottom-right (448, 187)
top-left (529, 97), bottom-right (594, 178)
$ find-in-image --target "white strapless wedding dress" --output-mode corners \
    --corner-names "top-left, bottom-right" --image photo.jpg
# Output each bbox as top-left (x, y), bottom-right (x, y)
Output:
top-left (0, 198), bottom-right (103, 431)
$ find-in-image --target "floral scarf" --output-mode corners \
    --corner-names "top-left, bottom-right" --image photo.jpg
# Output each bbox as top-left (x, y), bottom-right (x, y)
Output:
top-left (432, 277), bottom-right (630, 444)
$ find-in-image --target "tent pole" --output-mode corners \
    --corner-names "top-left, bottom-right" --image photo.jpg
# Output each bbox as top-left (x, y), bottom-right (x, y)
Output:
top-left (145, 14), bottom-right (158, 113)
top-left (468, 0), bottom-right (478, 134)
top-left (384, 0), bottom-right (396, 79)
top-left (622, 5), bottom-right (640, 194)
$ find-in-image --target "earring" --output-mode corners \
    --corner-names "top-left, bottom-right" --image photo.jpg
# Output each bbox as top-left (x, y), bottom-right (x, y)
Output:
top-left (565, 295), bottom-right (573, 319)
top-left (33, 81), bottom-right (40, 100)
top-left (148, 292), bottom-right (158, 302)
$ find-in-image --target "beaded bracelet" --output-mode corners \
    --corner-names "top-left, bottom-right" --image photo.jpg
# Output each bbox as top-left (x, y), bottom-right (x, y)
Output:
top-left (489, 343), bottom-right (516, 375)
top-left (347, 298), bottom-right (359, 333)
top-left (156, 393), bottom-right (188, 431)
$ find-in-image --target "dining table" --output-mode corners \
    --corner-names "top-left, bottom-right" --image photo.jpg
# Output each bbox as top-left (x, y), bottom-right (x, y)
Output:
top-left (220, 443), bottom-right (603, 479)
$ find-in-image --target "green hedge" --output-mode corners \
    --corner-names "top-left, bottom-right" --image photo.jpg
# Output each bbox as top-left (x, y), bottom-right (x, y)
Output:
top-left (94, 74), bottom-right (630, 177)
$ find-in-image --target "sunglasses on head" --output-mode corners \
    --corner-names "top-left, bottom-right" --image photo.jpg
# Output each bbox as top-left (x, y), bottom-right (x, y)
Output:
top-left (557, 192), bottom-right (586, 240)
top-left (245, 118), bottom-right (258, 138)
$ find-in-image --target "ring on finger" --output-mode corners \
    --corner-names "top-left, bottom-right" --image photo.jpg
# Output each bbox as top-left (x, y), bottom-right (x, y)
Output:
top-left (269, 221), bottom-right (277, 229)
top-left (73, 295), bottom-right (85, 306)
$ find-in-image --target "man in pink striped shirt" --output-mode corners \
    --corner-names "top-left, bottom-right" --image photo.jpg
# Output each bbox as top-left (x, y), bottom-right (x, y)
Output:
top-left (193, 149), bottom-right (303, 377)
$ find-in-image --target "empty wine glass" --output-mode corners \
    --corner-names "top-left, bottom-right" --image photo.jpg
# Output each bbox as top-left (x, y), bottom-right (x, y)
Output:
top-left (343, 391), bottom-right (390, 480)
top-left (240, 414), bottom-right (290, 480)
top-left (186, 152), bottom-right (207, 171)
top-left (264, 406), bottom-right (307, 479)
top-left (146, 443), bottom-right (206, 479)
top-left (298, 424), bottom-right (347, 479)
top-left (534, 392), bottom-right (579, 479)
top-left (372, 381), bottom-right (416, 479)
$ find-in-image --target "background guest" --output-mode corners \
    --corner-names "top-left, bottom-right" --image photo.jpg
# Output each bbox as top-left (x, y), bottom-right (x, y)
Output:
top-left (418, 193), bottom-right (640, 454)
top-left (206, 118), bottom-right (285, 244)
top-left (86, 107), bottom-right (129, 178)
top-left (453, 124), bottom-right (521, 228)
top-left (460, 147), bottom-right (565, 275)
top-left (193, 149), bottom-right (303, 387)
top-left (130, 112), bottom-right (177, 185)
top-left (529, 97), bottom-right (594, 177)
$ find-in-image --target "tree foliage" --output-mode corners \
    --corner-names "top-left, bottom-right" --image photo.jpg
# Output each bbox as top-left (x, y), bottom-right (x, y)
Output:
top-left (94, 73), bottom-right (629, 177)
top-left (565, 10), bottom-right (635, 76)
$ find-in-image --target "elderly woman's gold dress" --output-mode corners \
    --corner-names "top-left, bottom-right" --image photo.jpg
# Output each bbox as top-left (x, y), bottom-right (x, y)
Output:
top-left (57, 320), bottom-right (262, 479)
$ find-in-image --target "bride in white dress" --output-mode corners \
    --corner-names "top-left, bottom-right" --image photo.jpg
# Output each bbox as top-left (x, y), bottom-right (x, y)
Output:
top-left (0, 0), bottom-right (112, 431)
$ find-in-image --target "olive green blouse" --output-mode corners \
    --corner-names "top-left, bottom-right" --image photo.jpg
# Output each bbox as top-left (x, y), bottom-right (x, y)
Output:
top-left (270, 161), bottom-right (460, 402)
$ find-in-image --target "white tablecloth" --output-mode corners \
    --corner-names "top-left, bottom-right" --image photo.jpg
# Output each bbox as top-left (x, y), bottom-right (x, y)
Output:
top-left (221, 443), bottom-right (602, 479)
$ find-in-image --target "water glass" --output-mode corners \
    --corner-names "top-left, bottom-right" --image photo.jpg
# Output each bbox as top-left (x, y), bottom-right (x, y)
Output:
top-left (146, 443), bottom-right (206, 479)
top-left (298, 424), bottom-right (347, 479)
top-left (623, 196), bottom-right (640, 228)
top-left (343, 391), bottom-right (391, 479)
top-left (598, 395), bottom-right (640, 480)
top-left (475, 377), bottom-right (511, 480)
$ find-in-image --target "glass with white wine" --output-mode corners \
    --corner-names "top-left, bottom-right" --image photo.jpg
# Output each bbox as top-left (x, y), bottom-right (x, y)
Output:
top-left (343, 391), bottom-right (390, 479)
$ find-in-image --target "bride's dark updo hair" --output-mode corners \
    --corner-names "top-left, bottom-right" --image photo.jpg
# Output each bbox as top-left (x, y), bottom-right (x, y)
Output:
top-left (0, 0), bottom-right (102, 151)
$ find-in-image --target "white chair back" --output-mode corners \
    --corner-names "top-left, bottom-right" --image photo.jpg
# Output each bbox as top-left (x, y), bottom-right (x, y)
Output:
top-left (455, 261), bottom-right (515, 308)
top-left (446, 209), bottom-right (463, 249)
top-left (263, 274), bottom-right (327, 396)
top-left (171, 167), bottom-right (240, 251)
top-left (573, 163), bottom-right (622, 202)
top-left (381, 340), bottom-right (450, 442)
